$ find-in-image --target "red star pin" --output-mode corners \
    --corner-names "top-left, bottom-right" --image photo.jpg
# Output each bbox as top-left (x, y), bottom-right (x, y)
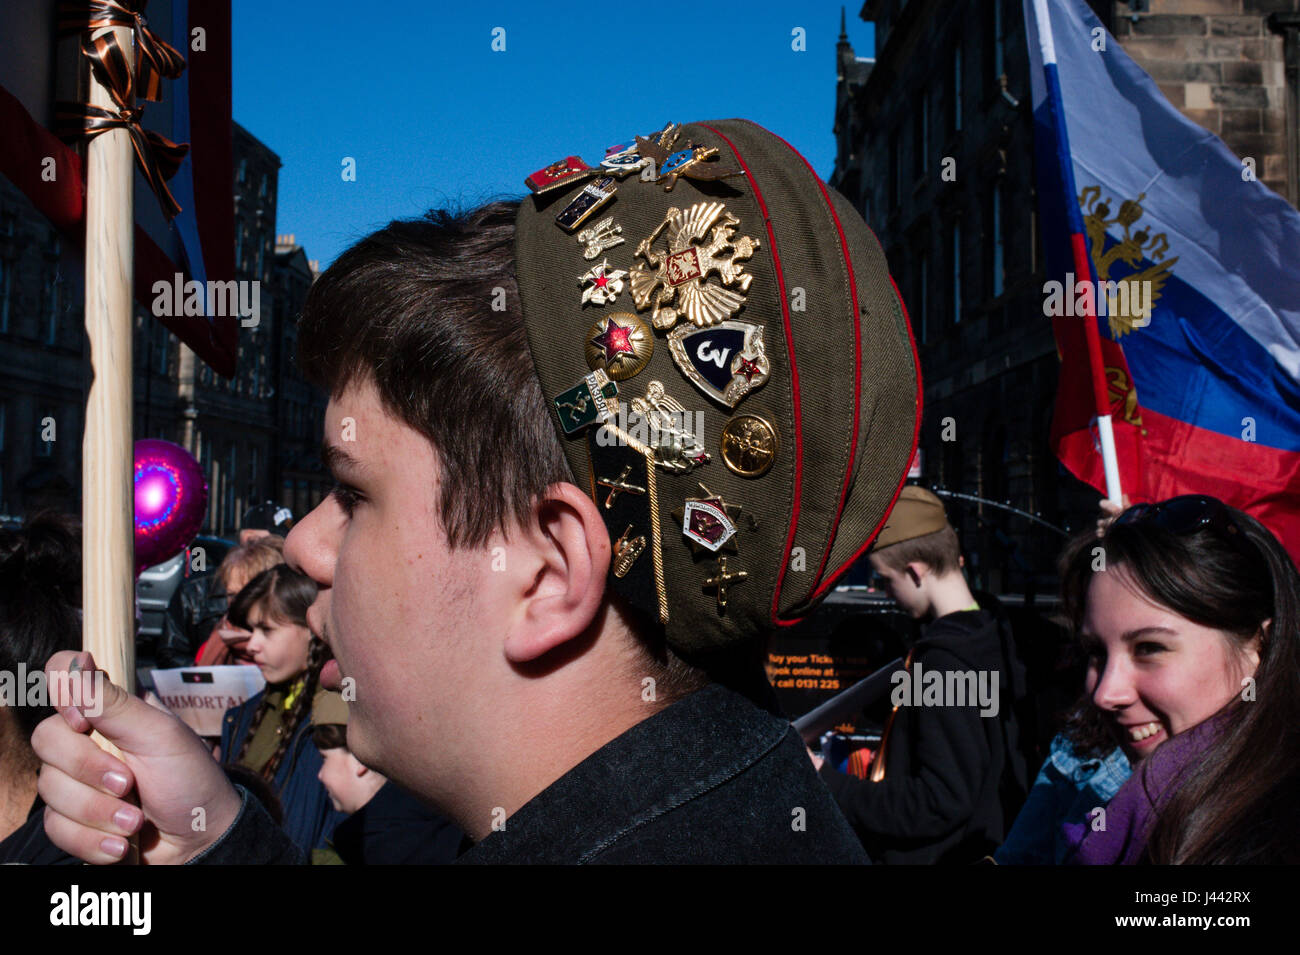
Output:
top-left (592, 319), bottom-right (634, 361)
top-left (737, 356), bottom-right (763, 382)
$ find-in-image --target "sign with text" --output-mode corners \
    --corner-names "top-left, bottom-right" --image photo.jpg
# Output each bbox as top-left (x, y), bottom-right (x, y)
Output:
top-left (151, 666), bottom-right (265, 737)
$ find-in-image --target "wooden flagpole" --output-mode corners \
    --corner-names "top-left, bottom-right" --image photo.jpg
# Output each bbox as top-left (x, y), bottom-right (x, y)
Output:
top-left (82, 20), bottom-right (137, 717)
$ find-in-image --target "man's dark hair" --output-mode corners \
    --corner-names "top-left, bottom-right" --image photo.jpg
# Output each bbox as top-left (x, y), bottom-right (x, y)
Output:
top-left (297, 201), bottom-right (708, 701)
top-left (298, 200), bottom-right (572, 549)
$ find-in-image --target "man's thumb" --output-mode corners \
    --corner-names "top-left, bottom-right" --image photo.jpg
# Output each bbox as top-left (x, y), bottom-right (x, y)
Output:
top-left (44, 651), bottom-right (152, 750)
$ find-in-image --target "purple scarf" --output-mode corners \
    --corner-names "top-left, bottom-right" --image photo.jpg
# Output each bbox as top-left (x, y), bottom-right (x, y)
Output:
top-left (1067, 716), bottom-right (1224, 865)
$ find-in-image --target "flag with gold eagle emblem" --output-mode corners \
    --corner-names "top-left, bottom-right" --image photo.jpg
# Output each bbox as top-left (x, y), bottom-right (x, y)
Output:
top-left (1025, 0), bottom-right (1300, 560)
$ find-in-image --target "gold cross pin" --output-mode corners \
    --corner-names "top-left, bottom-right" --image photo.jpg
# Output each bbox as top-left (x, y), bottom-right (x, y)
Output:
top-left (703, 556), bottom-right (748, 612)
top-left (597, 464), bottom-right (646, 509)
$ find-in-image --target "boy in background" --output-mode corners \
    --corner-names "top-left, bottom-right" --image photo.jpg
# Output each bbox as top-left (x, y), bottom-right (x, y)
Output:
top-left (813, 486), bottom-right (1030, 863)
top-left (312, 693), bottom-right (463, 865)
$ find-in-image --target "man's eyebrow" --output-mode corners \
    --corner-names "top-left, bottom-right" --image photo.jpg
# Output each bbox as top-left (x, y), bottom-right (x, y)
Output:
top-left (321, 441), bottom-right (366, 477)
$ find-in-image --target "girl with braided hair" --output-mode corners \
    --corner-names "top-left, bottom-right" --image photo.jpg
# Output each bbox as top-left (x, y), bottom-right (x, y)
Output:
top-left (217, 564), bottom-right (344, 854)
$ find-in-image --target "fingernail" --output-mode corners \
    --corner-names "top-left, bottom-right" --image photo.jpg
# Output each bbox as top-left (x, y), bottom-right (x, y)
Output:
top-left (113, 806), bottom-right (142, 832)
top-left (100, 836), bottom-right (127, 859)
top-left (102, 771), bottom-right (130, 796)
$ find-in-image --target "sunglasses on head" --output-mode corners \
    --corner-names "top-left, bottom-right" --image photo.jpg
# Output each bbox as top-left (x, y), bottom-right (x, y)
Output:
top-left (1114, 495), bottom-right (1264, 568)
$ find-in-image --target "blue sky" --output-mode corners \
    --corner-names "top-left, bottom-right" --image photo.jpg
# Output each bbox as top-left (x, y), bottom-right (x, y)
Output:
top-left (232, 1), bottom-right (875, 268)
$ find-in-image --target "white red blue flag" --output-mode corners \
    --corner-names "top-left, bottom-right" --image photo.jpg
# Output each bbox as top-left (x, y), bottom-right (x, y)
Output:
top-left (1025, 0), bottom-right (1300, 559)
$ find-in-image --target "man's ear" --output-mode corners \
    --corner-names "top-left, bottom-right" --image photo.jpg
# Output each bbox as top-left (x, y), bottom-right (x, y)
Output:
top-left (905, 561), bottom-right (928, 589)
top-left (501, 482), bottom-right (611, 665)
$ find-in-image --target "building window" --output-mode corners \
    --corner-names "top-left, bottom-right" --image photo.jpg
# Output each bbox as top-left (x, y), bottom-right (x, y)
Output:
top-left (991, 183), bottom-right (1005, 298)
top-left (235, 226), bottom-right (245, 274)
top-left (225, 445), bottom-right (237, 534)
top-left (889, 127), bottom-right (902, 210)
top-left (1030, 207), bottom-right (1039, 274)
top-left (0, 214), bottom-right (13, 334)
top-left (0, 254), bottom-right (10, 334)
top-left (951, 42), bottom-right (963, 134)
top-left (913, 91), bottom-right (929, 179)
top-left (237, 158), bottom-right (248, 184)
top-left (156, 324), bottom-right (169, 375)
top-left (952, 221), bottom-right (963, 325)
top-left (37, 410), bottom-right (54, 457)
top-left (988, 0), bottom-right (1005, 97)
top-left (43, 239), bottom-right (63, 346)
top-left (916, 250), bottom-right (929, 345)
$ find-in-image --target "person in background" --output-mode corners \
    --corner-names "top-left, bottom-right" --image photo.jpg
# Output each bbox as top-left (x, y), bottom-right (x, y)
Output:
top-left (993, 724), bottom-right (1131, 864)
top-left (311, 692), bottom-right (464, 865)
top-left (218, 564), bottom-right (344, 854)
top-left (192, 536), bottom-right (286, 666)
top-left (995, 497), bottom-right (1134, 865)
top-left (812, 486), bottom-right (1030, 863)
top-left (1056, 495), bottom-right (1299, 864)
top-left (0, 512), bottom-right (81, 864)
top-left (156, 502), bottom-right (294, 669)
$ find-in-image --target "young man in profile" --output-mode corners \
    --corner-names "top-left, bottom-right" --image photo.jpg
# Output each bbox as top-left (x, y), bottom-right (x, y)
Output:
top-left (812, 487), bottom-right (1030, 863)
top-left (34, 119), bottom-right (920, 864)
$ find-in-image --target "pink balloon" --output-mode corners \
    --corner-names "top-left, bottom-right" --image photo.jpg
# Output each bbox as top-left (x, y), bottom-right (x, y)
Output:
top-left (134, 439), bottom-right (208, 575)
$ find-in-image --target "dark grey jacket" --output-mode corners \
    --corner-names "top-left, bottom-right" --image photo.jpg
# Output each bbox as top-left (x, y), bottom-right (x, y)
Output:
top-left (156, 572), bottom-right (226, 669)
top-left (190, 683), bottom-right (869, 865)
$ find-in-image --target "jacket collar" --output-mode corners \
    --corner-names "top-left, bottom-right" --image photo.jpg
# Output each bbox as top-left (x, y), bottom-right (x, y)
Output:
top-left (455, 683), bottom-right (786, 864)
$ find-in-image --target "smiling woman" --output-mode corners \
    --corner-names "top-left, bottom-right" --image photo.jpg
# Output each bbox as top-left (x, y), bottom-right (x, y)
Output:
top-left (1054, 495), bottom-right (1300, 864)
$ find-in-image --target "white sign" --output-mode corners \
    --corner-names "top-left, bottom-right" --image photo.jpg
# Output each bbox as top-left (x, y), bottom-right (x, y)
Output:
top-left (151, 665), bottom-right (266, 737)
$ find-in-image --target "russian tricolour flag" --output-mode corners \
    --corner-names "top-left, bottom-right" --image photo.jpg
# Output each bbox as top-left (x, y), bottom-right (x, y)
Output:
top-left (1025, 0), bottom-right (1300, 560)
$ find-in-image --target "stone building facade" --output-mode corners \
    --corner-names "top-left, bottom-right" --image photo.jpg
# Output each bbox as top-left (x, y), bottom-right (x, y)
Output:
top-left (830, 0), bottom-right (1299, 595)
top-left (0, 122), bottom-right (329, 539)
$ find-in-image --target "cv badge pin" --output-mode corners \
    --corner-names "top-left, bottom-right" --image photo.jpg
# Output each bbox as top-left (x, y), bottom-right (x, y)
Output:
top-left (667, 320), bottom-right (770, 408)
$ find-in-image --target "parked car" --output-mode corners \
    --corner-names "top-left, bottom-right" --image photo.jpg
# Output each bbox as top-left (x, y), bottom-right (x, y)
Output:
top-left (135, 535), bottom-right (236, 652)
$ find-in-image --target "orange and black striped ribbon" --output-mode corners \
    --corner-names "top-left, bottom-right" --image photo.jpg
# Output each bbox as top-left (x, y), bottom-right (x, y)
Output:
top-left (867, 647), bottom-right (915, 783)
top-left (55, 103), bottom-right (188, 219)
top-left (55, 0), bottom-right (189, 219)
top-left (57, 0), bottom-right (187, 102)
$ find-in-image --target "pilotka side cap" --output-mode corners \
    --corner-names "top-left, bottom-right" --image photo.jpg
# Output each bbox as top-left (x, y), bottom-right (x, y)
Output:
top-left (514, 118), bottom-right (921, 656)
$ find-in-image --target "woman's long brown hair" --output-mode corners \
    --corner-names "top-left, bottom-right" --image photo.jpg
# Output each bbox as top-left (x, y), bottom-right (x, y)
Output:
top-left (227, 565), bottom-right (324, 783)
top-left (1057, 503), bottom-right (1300, 864)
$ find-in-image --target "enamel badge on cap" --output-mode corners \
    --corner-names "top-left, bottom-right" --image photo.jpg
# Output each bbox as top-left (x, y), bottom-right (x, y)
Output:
top-left (667, 320), bottom-right (770, 408)
top-left (554, 370), bottom-right (619, 435)
top-left (556, 176), bottom-right (617, 232)
top-left (526, 156), bottom-right (596, 194)
top-left (630, 202), bottom-right (759, 330)
top-left (674, 483), bottom-right (742, 555)
top-left (585, 313), bottom-right (653, 381)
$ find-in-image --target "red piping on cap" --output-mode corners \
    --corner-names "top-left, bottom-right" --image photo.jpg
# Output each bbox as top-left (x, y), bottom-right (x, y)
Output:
top-left (811, 272), bottom-right (924, 597)
top-left (698, 123), bottom-right (805, 628)
top-left (749, 124), bottom-right (864, 601)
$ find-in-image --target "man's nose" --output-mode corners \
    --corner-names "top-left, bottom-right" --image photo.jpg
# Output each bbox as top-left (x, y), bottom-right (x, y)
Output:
top-left (284, 497), bottom-right (339, 587)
